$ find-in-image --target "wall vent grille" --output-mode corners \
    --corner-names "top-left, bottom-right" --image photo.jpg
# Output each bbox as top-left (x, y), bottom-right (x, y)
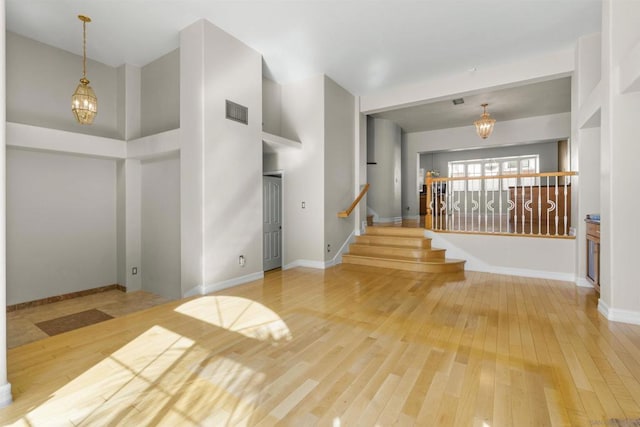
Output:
top-left (226, 100), bottom-right (248, 125)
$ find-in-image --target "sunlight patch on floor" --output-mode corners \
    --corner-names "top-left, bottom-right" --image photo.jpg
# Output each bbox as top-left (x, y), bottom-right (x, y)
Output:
top-left (17, 326), bottom-right (194, 426)
top-left (175, 296), bottom-right (292, 343)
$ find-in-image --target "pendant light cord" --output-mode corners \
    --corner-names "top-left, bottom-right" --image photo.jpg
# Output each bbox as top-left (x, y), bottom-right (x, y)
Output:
top-left (82, 19), bottom-right (87, 79)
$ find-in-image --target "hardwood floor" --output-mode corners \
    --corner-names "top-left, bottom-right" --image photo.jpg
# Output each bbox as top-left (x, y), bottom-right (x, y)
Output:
top-left (1, 265), bottom-right (640, 426)
top-left (6, 290), bottom-right (170, 348)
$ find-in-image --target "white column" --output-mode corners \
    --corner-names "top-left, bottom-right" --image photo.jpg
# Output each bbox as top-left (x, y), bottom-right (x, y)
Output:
top-left (124, 159), bottom-right (142, 291)
top-left (179, 20), bottom-right (205, 297)
top-left (116, 65), bottom-right (142, 291)
top-left (354, 96), bottom-right (367, 235)
top-left (0, 0), bottom-right (14, 407)
top-left (598, 0), bottom-right (640, 324)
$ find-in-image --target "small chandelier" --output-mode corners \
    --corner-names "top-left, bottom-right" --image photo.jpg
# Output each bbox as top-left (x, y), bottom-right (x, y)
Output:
top-left (474, 103), bottom-right (495, 139)
top-left (71, 15), bottom-right (97, 125)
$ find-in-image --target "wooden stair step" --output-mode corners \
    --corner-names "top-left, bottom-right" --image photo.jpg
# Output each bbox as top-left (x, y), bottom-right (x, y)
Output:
top-left (348, 243), bottom-right (446, 260)
top-left (356, 235), bottom-right (432, 249)
top-left (365, 226), bottom-right (425, 237)
top-left (342, 254), bottom-right (465, 273)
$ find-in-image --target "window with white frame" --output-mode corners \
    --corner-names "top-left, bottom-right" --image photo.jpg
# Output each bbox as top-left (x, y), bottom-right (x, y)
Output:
top-left (447, 155), bottom-right (540, 191)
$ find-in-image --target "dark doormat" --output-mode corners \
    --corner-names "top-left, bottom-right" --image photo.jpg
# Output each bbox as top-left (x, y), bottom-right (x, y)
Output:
top-left (36, 309), bottom-right (114, 336)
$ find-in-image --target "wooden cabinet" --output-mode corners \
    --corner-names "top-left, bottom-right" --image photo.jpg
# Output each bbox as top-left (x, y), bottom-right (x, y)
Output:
top-left (508, 185), bottom-right (571, 235)
top-left (586, 219), bottom-right (600, 293)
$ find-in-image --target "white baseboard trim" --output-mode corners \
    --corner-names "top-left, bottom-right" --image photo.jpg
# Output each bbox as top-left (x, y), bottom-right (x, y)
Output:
top-left (183, 272), bottom-right (265, 297)
top-left (575, 277), bottom-right (594, 288)
top-left (283, 259), bottom-right (327, 270)
top-left (598, 299), bottom-right (640, 325)
top-left (466, 266), bottom-right (575, 282)
top-left (327, 231), bottom-right (355, 267)
top-left (403, 215), bottom-right (420, 220)
top-left (182, 285), bottom-right (203, 299)
top-left (376, 216), bottom-right (403, 224)
top-left (598, 299), bottom-right (610, 318)
top-left (0, 383), bottom-right (12, 408)
top-left (202, 271), bottom-right (264, 295)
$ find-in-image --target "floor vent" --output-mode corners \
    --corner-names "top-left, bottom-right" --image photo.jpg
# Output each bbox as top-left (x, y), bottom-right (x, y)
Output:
top-left (226, 100), bottom-right (248, 125)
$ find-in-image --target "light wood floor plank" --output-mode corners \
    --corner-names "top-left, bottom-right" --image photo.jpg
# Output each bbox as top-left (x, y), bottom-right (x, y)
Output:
top-left (1, 265), bottom-right (640, 425)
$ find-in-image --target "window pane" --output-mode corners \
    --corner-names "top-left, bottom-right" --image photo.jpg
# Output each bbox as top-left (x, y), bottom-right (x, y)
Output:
top-left (502, 160), bottom-right (518, 190)
top-left (520, 158), bottom-right (538, 186)
top-left (468, 163), bottom-right (481, 191)
top-left (484, 162), bottom-right (499, 191)
top-left (451, 163), bottom-right (465, 191)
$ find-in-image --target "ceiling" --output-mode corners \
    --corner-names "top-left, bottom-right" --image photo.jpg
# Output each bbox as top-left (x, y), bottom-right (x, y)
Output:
top-left (6, 1), bottom-right (599, 132)
top-left (372, 77), bottom-right (572, 133)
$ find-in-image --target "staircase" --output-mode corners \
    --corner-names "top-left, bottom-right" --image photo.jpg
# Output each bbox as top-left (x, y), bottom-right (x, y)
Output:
top-left (342, 226), bottom-right (465, 273)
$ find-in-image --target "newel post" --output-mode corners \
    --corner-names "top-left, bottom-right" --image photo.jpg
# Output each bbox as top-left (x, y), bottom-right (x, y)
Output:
top-left (425, 171), bottom-right (433, 230)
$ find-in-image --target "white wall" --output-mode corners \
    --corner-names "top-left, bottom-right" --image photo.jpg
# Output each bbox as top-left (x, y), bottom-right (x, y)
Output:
top-left (275, 75), bottom-right (326, 267)
top-left (324, 76), bottom-right (355, 262)
top-left (356, 107), bottom-right (368, 233)
top-left (6, 32), bottom-right (119, 139)
top-left (599, 0), bottom-right (640, 318)
top-left (180, 20), bottom-right (263, 295)
top-left (6, 148), bottom-right (117, 305)
top-left (141, 49), bottom-right (180, 137)
top-left (367, 117), bottom-right (402, 221)
top-left (403, 113), bottom-right (571, 218)
top-left (141, 155), bottom-right (181, 300)
top-left (428, 232), bottom-right (575, 281)
top-left (179, 21), bottom-right (205, 296)
top-left (573, 33), bottom-right (602, 287)
top-left (1, 0), bottom-right (12, 406)
top-left (116, 64), bottom-right (142, 141)
top-left (262, 77), bottom-right (282, 135)
top-left (202, 22), bottom-right (263, 291)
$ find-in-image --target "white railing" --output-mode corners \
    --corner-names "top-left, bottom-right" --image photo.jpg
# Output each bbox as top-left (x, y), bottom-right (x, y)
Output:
top-left (425, 171), bottom-right (577, 237)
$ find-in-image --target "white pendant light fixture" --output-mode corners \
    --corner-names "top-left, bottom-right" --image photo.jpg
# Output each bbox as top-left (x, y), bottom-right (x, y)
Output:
top-left (71, 15), bottom-right (98, 125)
top-left (474, 103), bottom-right (495, 139)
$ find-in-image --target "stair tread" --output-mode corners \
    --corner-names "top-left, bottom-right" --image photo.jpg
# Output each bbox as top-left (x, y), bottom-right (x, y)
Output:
top-left (357, 235), bottom-right (431, 246)
top-left (365, 226), bottom-right (425, 237)
top-left (346, 227), bottom-right (465, 273)
top-left (350, 243), bottom-right (444, 251)
top-left (343, 253), bottom-right (464, 264)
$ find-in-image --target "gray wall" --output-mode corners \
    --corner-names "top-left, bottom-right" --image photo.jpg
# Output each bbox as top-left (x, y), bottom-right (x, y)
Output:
top-left (141, 49), bottom-right (180, 137)
top-left (6, 32), bottom-right (119, 139)
top-left (141, 155), bottom-right (181, 300)
top-left (6, 148), bottom-right (117, 305)
top-left (367, 117), bottom-right (402, 221)
top-left (324, 76), bottom-right (355, 261)
top-left (419, 141), bottom-right (560, 181)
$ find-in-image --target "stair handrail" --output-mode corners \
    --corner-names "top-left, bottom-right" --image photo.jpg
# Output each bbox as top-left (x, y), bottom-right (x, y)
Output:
top-left (338, 183), bottom-right (370, 218)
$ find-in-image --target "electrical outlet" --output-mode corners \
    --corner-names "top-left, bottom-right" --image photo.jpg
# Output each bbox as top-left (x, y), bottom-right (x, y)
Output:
top-left (327, 244), bottom-right (331, 253)
top-left (239, 255), bottom-right (245, 266)
top-left (132, 267), bottom-right (138, 275)
top-left (302, 201), bottom-right (306, 209)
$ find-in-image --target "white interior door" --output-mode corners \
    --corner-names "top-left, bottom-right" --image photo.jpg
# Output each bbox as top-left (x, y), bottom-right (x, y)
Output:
top-left (263, 176), bottom-right (282, 271)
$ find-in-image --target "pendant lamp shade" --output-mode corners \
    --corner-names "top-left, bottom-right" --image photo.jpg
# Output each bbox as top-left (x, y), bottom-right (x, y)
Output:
top-left (474, 103), bottom-right (495, 139)
top-left (71, 15), bottom-right (97, 125)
